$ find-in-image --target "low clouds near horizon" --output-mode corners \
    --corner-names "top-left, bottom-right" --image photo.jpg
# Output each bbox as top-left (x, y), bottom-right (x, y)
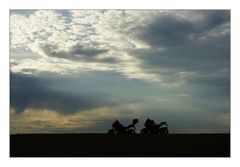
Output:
top-left (10, 10), bottom-right (230, 134)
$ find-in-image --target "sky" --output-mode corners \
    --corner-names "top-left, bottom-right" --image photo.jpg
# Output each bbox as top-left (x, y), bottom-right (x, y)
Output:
top-left (10, 10), bottom-right (230, 134)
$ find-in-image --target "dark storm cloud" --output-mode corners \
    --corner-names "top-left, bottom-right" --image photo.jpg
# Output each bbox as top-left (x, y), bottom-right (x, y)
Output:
top-left (137, 14), bottom-right (195, 46)
top-left (132, 35), bottom-right (230, 73)
top-left (137, 10), bottom-right (230, 47)
top-left (130, 10), bottom-right (230, 87)
top-left (128, 11), bottom-right (230, 107)
top-left (130, 35), bottom-right (230, 99)
top-left (40, 44), bottom-right (115, 63)
top-left (10, 72), bottom-right (118, 114)
top-left (199, 10), bottom-right (230, 30)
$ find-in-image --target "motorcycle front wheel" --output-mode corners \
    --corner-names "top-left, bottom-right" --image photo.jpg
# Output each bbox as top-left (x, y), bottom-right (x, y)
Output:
top-left (140, 128), bottom-right (150, 134)
top-left (107, 128), bottom-right (115, 134)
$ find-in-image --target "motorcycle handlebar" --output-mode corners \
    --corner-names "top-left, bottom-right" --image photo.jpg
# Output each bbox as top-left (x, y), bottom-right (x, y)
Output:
top-left (159, 121), bottom-right (168, 126)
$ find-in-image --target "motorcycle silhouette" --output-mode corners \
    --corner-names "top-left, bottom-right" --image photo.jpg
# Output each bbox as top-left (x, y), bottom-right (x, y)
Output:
top-left (140, 118), bottom-right (169, 134)
top-left (107, 119), bottom-right (139, 134)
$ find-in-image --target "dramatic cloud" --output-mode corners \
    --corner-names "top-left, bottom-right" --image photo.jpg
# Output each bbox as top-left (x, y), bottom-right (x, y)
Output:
top-left (10, 10), bottom-right (230, 83)
top-left (40, 43), bottom-right (112, 62)
top-left (10, 72), bottom-right (128, 114)
top-left (137, 14), bottom-right (195, 46)
top-left (10, 10), bottom-right (230, 133)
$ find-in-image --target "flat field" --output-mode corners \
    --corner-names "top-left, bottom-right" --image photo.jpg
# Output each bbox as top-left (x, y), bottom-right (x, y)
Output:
top-left (10, 134), bottom-right (230, 157)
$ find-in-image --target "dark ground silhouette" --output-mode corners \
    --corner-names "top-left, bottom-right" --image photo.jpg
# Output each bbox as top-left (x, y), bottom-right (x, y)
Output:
top-left (10, 133), bottom-right (230, 157)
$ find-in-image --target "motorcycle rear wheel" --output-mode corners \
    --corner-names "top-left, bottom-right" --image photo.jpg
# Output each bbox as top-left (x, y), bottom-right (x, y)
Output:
top-left (159, 127), bottom-right (169, 135)
top-left (127, 129), bottom-right (136, 134)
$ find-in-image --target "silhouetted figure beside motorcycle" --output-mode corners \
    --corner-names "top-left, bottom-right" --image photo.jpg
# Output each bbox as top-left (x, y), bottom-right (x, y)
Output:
top-left (108, 119), bottom-right (139, 134)
top-left (140, 118), bottom-right (169, 134)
